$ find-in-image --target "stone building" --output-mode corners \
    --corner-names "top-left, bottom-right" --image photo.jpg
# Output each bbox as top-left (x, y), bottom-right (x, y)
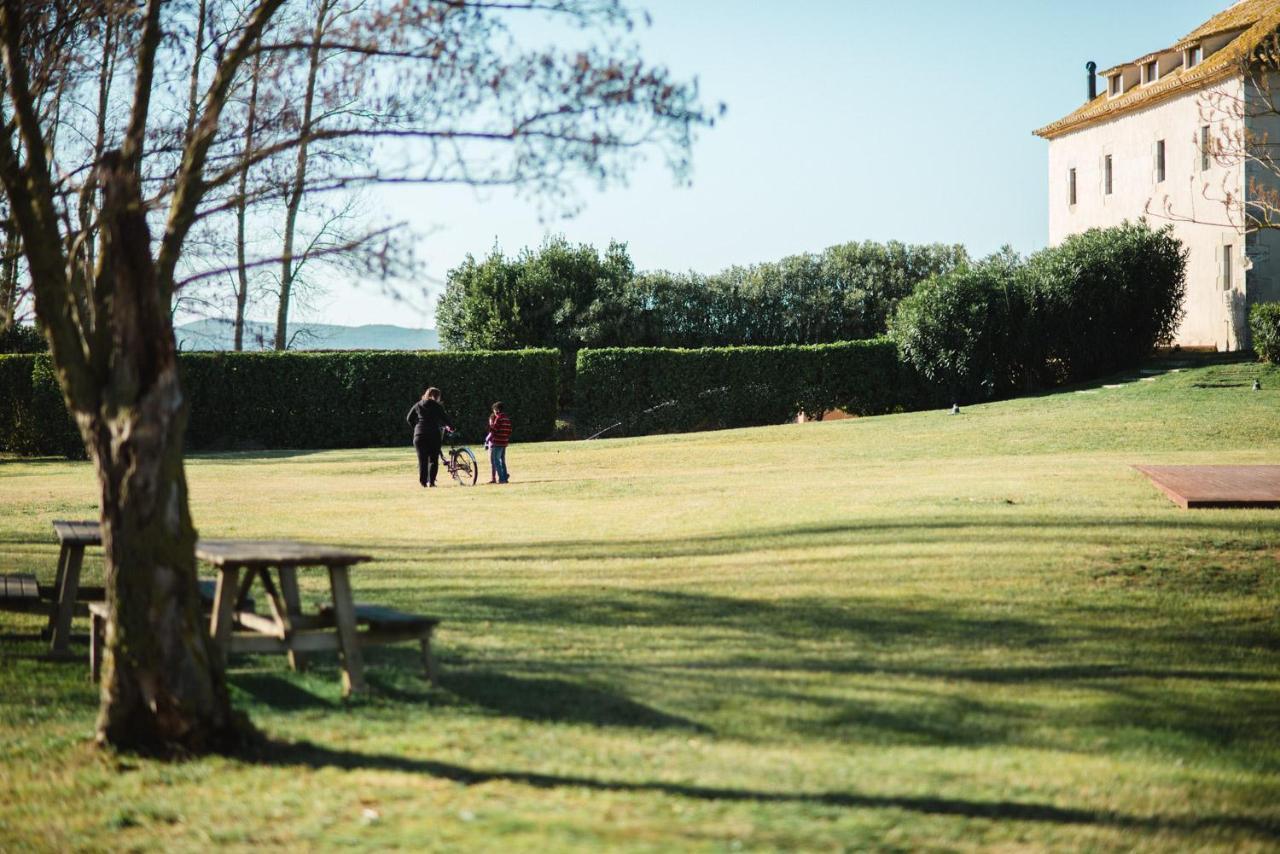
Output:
top-left (1035, 0), bottom-right (1280, 351)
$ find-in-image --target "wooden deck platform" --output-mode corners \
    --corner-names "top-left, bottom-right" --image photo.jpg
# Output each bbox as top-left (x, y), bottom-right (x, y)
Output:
top-left (1133, 465), bottom-right (1280, 509)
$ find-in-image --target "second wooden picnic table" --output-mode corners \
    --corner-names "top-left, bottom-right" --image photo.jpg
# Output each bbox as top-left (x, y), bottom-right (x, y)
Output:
top-left (199, 539), bottom-right (373, 696)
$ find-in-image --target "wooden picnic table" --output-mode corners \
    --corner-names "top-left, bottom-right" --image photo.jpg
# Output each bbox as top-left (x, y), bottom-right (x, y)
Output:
top-left (9, 523), bottom-right (434, 694)
top-left (0, 520), bottom-right (104, 653)
top-left (198, 539), bottom-right (373, 696)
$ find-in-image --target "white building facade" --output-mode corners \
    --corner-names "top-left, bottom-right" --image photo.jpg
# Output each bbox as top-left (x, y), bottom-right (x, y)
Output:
top-left (1035, 0), bottom-right (1280, 351)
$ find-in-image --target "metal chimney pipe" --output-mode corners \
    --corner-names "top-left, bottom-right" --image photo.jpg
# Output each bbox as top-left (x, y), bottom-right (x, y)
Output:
top-left (1087, 61), bottom-right (1098, 101)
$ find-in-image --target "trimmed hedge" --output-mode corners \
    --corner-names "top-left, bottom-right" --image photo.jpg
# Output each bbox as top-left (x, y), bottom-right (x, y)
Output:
top-left (0, 323), bottom-right (44, 354)
top-left (1, 349), bottom-right (558, 456)
top-left (574, 339), bottom-right (940, 438)
top-left (0, 355), bottom-right (81, 457)
top-left (1250, 302), bottom-right (1280, 363)
top-left (0, 354), bottom-right (37, 454)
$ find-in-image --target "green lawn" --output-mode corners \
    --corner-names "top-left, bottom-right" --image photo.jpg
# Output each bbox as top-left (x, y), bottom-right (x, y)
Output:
top-left (1, 357), bottom-right (1279, 851)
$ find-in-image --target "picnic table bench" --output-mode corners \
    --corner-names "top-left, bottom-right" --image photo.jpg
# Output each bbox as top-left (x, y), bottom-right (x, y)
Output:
top-left (4, 522), bottom-right (442, 694)
top-left (0, 521), bottom-right (105, 652)
top-left (199, 539), bottom-right (438, 696)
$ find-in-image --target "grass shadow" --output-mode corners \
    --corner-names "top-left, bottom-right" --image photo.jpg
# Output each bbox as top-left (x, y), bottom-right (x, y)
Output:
top-left (438, 669), bottom-right (707, 732)
top-left (249, 739), bottom-right (1280, 840)
top-left (230, 672), bottom-right (338, 711)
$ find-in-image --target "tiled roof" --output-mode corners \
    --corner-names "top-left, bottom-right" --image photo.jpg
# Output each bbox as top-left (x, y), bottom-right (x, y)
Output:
top-left (1179, 0), bottom-right (1276, 45)
top-left (1034, 0), bottom-right (1280, 139)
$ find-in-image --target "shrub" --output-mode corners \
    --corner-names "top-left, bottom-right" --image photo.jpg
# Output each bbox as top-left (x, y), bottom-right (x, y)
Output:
top-left (891, 222), bottom-right (1187, 402)
top-left (1251, 302), bottom-right (1280, 363)
top-left (888, 250), bottom-right (1029, 403)
top-left (574, 339), bottom-right (936, 438)
top-left (1027, 221), bottom-right (1186, 382)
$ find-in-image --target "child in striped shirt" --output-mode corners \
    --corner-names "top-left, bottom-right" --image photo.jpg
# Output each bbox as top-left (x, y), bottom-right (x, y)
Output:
top-left (487, 401), bottom-right (513, 484)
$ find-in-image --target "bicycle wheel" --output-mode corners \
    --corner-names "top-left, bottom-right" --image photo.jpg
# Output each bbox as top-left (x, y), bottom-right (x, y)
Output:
top-left (450, 447), bottom-right (478, 486)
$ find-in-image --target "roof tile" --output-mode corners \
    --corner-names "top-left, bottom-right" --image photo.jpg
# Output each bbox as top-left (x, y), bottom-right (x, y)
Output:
top-left (1034, 0), bottom-right (1280, 139)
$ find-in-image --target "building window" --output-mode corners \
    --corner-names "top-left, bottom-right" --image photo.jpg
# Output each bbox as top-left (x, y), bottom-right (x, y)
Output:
top-left (1201, 125), bottom-right (1211, 171)
top-left (1109, 75), bottom-right (1122, 97)
top-left (1223, 245), bottom-right (1233, 290)
top-left (1156, 139), bottom-right (1166, 182)
top-left (1069, 168), bottom-right (1077, 206)
top-left (1144, 60), bottom-right (1158, 83)
top-left (1104, 155), bottom-right (1113, 195)
top-left (1186, 45), bottom-right (1202, 67)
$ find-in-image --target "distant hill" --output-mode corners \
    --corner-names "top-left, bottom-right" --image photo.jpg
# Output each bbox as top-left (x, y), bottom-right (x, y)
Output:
top-left (176, 320), bottom-right (438, 351)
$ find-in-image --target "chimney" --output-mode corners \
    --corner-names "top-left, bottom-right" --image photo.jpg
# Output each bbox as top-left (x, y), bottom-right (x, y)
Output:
top-left (1087, 61), bottom-right (1098, 101)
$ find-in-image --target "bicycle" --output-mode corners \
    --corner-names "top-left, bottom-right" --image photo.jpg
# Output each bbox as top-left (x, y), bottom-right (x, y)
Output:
top-left (441, 429), bottom-right (478, 486)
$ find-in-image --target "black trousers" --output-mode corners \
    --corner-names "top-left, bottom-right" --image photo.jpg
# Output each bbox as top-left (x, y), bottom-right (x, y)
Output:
top-left (414, 435), bottom-right (442, 486)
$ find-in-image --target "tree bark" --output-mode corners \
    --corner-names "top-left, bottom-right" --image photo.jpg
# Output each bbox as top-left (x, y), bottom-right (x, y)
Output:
top-left (233, 52), bottom-right (261, 352)
top-left (91, 153), bottom-right (249, 754)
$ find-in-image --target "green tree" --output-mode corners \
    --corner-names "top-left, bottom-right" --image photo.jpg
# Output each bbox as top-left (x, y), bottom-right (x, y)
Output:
top-left (438, 237), bottom-right (635, 390)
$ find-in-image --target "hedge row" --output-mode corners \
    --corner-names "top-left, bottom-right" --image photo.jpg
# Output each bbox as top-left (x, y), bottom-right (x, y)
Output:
top-left (574, 339), bottom-right (942, 438)
top-left (0, 349), bottom-right (559, 456)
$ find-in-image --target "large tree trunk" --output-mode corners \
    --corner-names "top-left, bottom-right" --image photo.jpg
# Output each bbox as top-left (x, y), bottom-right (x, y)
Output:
top-left (91, 371), bottom-right (244, 753)
top-left (89, 153), bottom-right (248, 754)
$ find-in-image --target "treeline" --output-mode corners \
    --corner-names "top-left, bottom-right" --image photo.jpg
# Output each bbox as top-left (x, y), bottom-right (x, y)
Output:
top-left (436, 237), bottom-right (968, 352)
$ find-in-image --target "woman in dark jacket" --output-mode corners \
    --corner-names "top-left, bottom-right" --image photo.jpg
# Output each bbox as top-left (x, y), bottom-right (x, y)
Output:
top-left (406, 387), bottom-right (454, 487)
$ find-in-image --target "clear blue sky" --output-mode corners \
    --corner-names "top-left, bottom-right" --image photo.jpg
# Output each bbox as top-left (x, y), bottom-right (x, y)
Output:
top-left (315, 0), bottom-right (1232, 328)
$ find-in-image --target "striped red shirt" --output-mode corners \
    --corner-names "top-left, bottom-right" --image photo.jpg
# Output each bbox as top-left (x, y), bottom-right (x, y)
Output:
top-left (488, 412), bottom-right (513, 447)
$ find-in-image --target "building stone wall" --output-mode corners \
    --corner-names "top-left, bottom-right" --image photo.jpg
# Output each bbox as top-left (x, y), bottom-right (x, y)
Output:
top-left (1047, 77), bottom-right (1246, 350)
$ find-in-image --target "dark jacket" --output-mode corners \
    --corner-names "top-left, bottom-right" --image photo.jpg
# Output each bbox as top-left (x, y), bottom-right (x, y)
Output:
top-left (406, 399), bottom-right (453, 440)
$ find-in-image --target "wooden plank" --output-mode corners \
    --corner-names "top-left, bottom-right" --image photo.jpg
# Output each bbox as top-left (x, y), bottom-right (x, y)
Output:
top-left (52, 520), bottom-right (102, 546)
top-left (232, 610), bottom-right (287, 638)
top-left (276, 566), bottom-right (308, 672)
top-left (208, 565), bottom-right (241, 670)
top-left (0, 574), bottom-right (40, 600)
top-left (225, 631), bottom-right (343, 655)
top-left (326, 565), bottom-right (367, 696)
top-left (1134, 465), bottom-right (1280, 509)
top-left (321, 602), bottom-right (439, 631)
top-left (88, 602), bottom-right (109, 683)
top-left (196, 539), bottom-right (371, 569)
top-left (49, 545), bottom-right (84, 653)
top-left (49, 544), bottom-right (69, 606)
